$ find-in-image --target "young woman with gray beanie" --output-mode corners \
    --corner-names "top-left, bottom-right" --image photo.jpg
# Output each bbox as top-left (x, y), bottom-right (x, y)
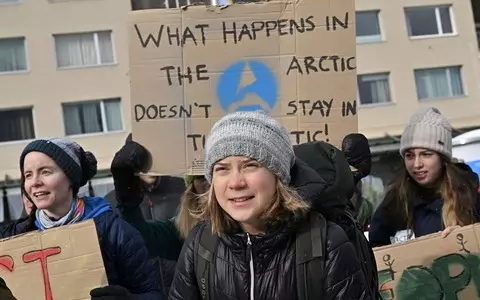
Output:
top-left (169, 111), bottom-right (370, 300)
top-left (2, 138), bottom-right (162, 299)
top-left (369, 107), bottom-right (480, 248)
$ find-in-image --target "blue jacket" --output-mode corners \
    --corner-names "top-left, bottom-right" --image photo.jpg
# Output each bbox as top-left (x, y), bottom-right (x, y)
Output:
top-left (3, 197), bottom-right (162, 299)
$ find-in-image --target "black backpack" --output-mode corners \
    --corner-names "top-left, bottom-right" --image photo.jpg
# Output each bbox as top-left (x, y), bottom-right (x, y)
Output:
top-left (293, 141), bottom-right (380, 300)
top-left (194, 212), bottom-right (328, 300)
top-left (194, 141), bottom-right (380, 300)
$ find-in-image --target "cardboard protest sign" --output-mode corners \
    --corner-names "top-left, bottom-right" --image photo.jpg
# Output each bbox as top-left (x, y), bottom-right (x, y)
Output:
top-left (375, 224), bottom-right (480, 300)
top-left (128, 0), bottom-right (357, 175)
top-left (0, 220), bottom-right (107, 300)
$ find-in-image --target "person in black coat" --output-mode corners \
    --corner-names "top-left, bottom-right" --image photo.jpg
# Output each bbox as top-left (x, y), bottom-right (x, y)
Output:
top-left (104, 133), bottom-right (186, 222)
top-left (369, 107), bottom-right (480, 247)
top-left (169, 111), bottom-right (369, 300)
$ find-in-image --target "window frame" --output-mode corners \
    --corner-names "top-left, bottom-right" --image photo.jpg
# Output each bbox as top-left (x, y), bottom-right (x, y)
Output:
top-left (0, 106), bottom-right (36, 145)
top-left (0, 0), bottom-right (21, 6)
top-left (357, 72), bottom-right (393, 107)
top-left (405, 5), bottom-right (457, 39)
top-left (414, 66), bottom-right (465, 101)
top-left (0, 36), bottom-right (29, 75)
top-left (62, 98), bottom-right (124, 137)
top-left (356, 10), bottom-right (383, 44)
top-left (53, 30), bottom-right (117, 70)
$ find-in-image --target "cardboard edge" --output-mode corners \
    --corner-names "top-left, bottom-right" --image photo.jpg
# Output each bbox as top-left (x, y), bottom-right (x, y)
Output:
top-left (0, 219), bottom-right (97, 243)
top-left (372, 224), bottom-right (476, 252)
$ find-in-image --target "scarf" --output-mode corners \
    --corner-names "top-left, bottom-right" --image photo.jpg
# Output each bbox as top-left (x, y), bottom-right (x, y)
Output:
top-left (36, 198), bottom-right (85, 229)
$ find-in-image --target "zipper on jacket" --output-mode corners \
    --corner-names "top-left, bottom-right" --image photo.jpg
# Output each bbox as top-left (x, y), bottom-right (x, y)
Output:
top-left (246, 233), bottom-right (255, 300)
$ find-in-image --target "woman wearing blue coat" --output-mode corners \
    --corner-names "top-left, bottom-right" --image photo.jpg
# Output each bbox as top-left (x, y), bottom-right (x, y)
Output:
top-left (4, 138), bottom-right (162, 300)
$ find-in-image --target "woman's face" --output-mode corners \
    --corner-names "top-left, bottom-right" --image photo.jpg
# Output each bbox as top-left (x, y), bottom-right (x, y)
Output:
top-left (404, 148), bottom-right (443, 186)
top-left (23, 152), bottom-right (72, 217)
top-left (212, 156), bottom-right (276, 233)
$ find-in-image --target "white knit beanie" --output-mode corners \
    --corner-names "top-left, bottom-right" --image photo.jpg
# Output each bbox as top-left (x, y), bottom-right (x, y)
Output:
top-left (400, 107), bottom-right (452, 159)
top-left (204, 111), bottom-right (295, 184)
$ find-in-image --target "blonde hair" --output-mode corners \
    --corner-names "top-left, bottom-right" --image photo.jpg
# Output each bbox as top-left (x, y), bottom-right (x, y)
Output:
top-left (192, 179), bottom-right (310, 235)
top-left (175, 184), bottom-right (208, 239)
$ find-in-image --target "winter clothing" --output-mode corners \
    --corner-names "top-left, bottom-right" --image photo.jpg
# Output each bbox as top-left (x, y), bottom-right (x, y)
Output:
top-left (293, 141), bottom-right (354, 215)
top-left (109, 139), bottom-right (183, 295)
top-left (3, 197), bottom-right (162, 299)
top-left (90, 285), bottom-right (136, 300)
top-left (369, 163), bottom-right (480, 248)
top-left (169, 159), bottom-right (370, 300)
top-left (105, 176), bottom-right (185, 221)
top-left (342, 133), bottom-right (372, 185)
top-left (400, 107), bottom-right (452, 159)
top-left (0, 277), bottom-right (16, 300)
top-left (204, 110), bottom-right (295, 184)
top-left (35, 197), bottom-right (85, 229)
top-left (19, 138), bottom-right (97, 194)
top-left (16, 138), bottom-right (162, 299)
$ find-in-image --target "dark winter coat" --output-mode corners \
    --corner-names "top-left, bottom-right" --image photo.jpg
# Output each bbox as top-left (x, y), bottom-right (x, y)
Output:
top-left (168, 161), bottom-right (370, 300)
top-left (0, 277), bottom-right (16, 300)
top-left (369, 164), bottom-right (480, 248)
top-left (1, 197), bottom-right (162, 300)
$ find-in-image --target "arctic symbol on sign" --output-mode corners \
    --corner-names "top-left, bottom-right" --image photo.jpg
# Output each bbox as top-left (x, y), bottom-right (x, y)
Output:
top-left (217, 60), bottom-right (278, 113)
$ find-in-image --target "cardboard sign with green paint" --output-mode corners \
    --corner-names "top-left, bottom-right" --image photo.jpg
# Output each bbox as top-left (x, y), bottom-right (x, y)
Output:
top-left (375, 224), bottom-right (480, 300)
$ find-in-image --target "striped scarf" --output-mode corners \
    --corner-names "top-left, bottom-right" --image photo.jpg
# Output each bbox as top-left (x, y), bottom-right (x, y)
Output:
top-left (36, 197), bottom-right (85, 229)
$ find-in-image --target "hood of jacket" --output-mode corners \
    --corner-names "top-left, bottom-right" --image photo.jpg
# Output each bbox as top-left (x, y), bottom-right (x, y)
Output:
top-left (293, 141), bottom-right (353, 216)
top-left (455, 161), bottom-right (480, 191)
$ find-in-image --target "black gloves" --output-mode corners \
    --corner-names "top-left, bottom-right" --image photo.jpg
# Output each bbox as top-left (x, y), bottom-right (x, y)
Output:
top-left (110, 141), bottom-right (151, 208)
top-left (90, 286), bottom-right (136, 300)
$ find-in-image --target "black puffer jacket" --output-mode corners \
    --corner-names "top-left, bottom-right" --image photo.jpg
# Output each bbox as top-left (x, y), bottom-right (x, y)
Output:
top-left (168, 160), bottom-right (370, 300)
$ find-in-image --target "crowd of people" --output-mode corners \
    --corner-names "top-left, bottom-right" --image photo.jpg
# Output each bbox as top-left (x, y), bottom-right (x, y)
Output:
top-left (0, 106), bottom-right (478, 300)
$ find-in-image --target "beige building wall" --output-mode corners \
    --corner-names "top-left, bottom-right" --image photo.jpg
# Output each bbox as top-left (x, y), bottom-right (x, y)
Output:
top-left (0, 0), bottom-right (132, 180)
top-left (0, 0), bottom-right (479, 181)
top-left (356, 0), bottom-right (480, 139)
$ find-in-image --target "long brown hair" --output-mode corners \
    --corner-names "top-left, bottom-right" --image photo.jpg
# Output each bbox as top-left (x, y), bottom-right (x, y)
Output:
top-left (383, 156), bottom-right (477, 232)
top-left (174, 184), bottom-right (208, 239)
top-left (192, 179), bottom-right (309, 235)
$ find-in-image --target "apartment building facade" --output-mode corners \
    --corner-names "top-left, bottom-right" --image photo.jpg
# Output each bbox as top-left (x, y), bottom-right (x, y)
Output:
top-left (0, 0), bottom-right (132, 182)
top-left (354, 0), bottom-right (480, 188)
top-left (0, 0), bottom-right (479, 217)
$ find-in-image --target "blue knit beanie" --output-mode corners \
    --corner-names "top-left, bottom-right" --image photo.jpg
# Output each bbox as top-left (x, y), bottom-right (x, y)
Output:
top-left (19, 138), bottom-right (97, 194)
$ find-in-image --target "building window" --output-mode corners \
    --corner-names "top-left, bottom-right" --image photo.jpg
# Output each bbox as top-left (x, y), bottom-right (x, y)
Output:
top-left (0, 37), bottom-right (27, 73)
top-left (356, 11), bottom-right (382, 43)
top-left (358, 73), bottom-right (391, 105)
top-left (415, 66), bottom-right (464, 100)
top-left (0, 107), bottom-right (35, 143)
top-left (0, 0), bottom-right (21, 4)
top-left (405, 5), bottom-right (454, 37)
top-left (62, 98), bottom-right (123, 136)
top-left (54, 31), bottom-right (115, 68)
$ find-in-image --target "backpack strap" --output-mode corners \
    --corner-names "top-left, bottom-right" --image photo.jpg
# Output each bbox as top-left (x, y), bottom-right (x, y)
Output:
top-left (195, 223), bottom-right (218, 300)
top-left (296, 212), bottom-right (328, 300)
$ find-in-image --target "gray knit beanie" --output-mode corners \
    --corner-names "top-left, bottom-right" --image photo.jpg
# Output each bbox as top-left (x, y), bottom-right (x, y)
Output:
top-left (205, 111), bottom-right (295, 184)
top-left (400, 107), bottom-right (452, 159)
